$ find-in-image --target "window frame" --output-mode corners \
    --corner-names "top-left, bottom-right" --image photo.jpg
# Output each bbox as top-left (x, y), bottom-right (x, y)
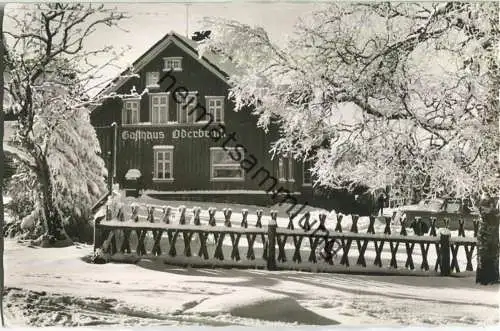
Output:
top-left (153, 145), bottom-right (174, 182)
top-left (287, 157), bottom-right (295, 182)
top-left (150, 92), bottom-right (170, 124)
top-left (122, 98), bottom-right (140, 125)
top-left (302, 161), bottom-right (313, 187)
top-left (278, 158), bottom-right (286, 181)
top-left (205, 96), bottom-right (225, 123)
top-left (210, 147), bottom-right (245, 182)
top-left (163, 57), bottom-right (183, 72)
top-left (145, 71), bottom-right (160, 88)
top-left (176, 91), bottom-right (199, 124)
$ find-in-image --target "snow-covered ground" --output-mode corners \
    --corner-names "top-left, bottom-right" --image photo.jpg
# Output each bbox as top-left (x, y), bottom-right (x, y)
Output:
top-left (4, 239), bottom-right (499, 327)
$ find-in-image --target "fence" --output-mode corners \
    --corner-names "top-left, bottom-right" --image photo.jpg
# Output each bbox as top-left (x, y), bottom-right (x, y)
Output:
top-left (94, 202), bottom-right (478, 276)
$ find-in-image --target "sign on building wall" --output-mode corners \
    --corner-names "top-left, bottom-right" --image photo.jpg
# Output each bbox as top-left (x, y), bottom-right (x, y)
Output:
top-left (121, 128), bottom-right (225, 142)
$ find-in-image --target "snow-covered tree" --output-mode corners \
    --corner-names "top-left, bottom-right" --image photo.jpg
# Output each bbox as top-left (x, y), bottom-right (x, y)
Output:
top-left (1, 4), bottom-right (5, 326)
top-left (200, 2), bottom-right (499, 284)
top-left (3, 3), bottom-right (128, 244)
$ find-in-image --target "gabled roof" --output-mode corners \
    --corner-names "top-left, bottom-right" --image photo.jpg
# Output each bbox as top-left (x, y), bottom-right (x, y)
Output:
top-left (95, 31), bottom-right (237, 100)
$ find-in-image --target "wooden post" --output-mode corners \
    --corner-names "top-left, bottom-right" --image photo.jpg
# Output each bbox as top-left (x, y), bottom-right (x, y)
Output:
top-left (255, 209), bottom-right (263, 228)
top-left (147, 205), bottom-right (154, 223)
top-left (106, 151), bottom-right (112, 194)
top-left (94, 217), bottom-right (102, 252)
top-left (179, 206), bottom-right (186, 225)
top-left (105, 205), bottom-right (112, 221)
top-left (267, 210), bottom-right (277, 271)
top-left (162, 206), bottom-right (171, 224)
top-left (117, 206), bottom-right (125, 222)
top-left (241, 209), bottom-right (248, 228)
top-left (440, 230), bottom-right (451, 276)
top-left (350, 214), bottom-right (359, 233)
top-left (193, 207), bottom-right (201, 226)
top-left (131, 205), bottom-right (139, 223)
top-left (208, 207), bottom-right (217, 226)
top-left (223, 208), bottom-right (232, 227)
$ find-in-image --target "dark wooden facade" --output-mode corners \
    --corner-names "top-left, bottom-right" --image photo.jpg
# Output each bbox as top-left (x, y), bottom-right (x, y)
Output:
top-left (91, 32), bottom-right (313, 205)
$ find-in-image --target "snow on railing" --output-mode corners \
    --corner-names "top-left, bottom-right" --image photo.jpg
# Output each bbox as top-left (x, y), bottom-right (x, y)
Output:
top-left (93, 203), bottom-right (478, 276)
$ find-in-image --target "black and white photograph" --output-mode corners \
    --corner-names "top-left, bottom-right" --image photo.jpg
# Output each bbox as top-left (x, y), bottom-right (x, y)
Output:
top-left (0, 0), bottom-right (498, 328)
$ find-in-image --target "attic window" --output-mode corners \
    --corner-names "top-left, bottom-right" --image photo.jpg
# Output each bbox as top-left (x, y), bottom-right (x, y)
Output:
top-left (146, 72), bottom-right (160, 87)
top-left (163, 57), bottom-right (182, 72)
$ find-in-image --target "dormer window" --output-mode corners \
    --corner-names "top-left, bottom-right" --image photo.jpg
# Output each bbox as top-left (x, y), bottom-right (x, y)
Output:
top-left (163, 57), bottom-right (182, 72)
top-left (146, 72), bottom-right (160, 87)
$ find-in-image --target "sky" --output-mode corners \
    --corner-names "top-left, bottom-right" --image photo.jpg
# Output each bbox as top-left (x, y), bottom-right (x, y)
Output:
top-left (3, 1), bottom-right (329, 93)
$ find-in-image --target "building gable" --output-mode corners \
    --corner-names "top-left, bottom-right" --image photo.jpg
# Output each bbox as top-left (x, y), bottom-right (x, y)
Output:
top-left (97, 32), bottom-right (234, 99)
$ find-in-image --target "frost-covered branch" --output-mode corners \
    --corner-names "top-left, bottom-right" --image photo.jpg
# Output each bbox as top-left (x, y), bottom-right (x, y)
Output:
top-left (200, 2), bottom-right (499, 201)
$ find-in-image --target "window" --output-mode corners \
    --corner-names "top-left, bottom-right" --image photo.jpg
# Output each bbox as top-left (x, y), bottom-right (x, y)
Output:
top-left (150, 93), bottom-right (169, 124)
top-left (122, 99), bottom-right (140, 124)
top-left (210, 147), bottom-right (244, 181)
top-left (163, 57), bottom-right (182, 71)
top-left (153, 146), bottom-right (174, 180)
top-left (278, 158), bottom-right (286, 181)
top-left (303, 161), bottom-right (312, 186)
top-left (278, 157), bottom-right (294, 181)
top-left (287, 157), bottom-right (294, 182)
top-left (146, 72), bottom-right (160, 87)
top-left (177, 92), bottom-right (198, 124)
top-left (206, 96), bottom-right (224, 123)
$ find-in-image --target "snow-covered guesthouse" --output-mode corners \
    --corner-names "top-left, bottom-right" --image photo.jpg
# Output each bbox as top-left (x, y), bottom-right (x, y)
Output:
top-left (90, 31), bottom-right (316, 206)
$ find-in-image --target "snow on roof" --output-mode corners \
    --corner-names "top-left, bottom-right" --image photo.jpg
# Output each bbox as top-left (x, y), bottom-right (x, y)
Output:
top-left (171, 31), bottom-right (237, 77)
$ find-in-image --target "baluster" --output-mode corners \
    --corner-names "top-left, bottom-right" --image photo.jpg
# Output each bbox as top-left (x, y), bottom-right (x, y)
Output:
top-left (443, 217), bottom-right (450, 229)
top-left (241, 209), bottom-right (248, 228)
top-left (391, 211), bottom-right (397, 224)
top-left (414, 216), bottom-right (422, 236)
top-left (161, 206), bottom-right (171, 224)
top-left (208, 207), bottom-right (217, 226)
top-left (302, 211), bottom-right (311, 231)
top-left (350, 215), bottom-right (359, 233)
top-left (384, 216), bottom-right (391, 235)
top-left (400, 218), bottom-right (407, 236)
top-left (367, 215), bottom-right (375, 234)
top-left (335, 214), bottom-right (343, 232)
top-left (224, 208), bottom-right (232, 227)
top-left (287, 212), bottom-right (295, 230)
top-left (458, 219), bottom-right (465, 237)
top-left (117, 206), bottom-right (125, 222)
top-left (147, 205), bottom-right (154, 223)
top-left (255, 209), bottom-right (263, 228)
top-left (193, 207), bottom-right (201, 226)
top-left (130, 205), bottom-right (139, 223)
top-left (317, 213), bottom-right (327, 232)
top-left (270, 210), bottom-right (278, 225)
top-left (178, 206), bottom-right (186, 225)
top-left (473, 219), bottom-right (479, 237)
top-left (105, 205), bottom-right (112, 221)
top-left (429, 217), bottom-right (437, 236)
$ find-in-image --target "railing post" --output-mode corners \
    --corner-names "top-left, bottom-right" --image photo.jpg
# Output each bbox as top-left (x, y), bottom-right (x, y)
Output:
top-left (440, 229), bottom-right (451, 276)
top-left (178, 206), bottom-right (186, 225)
top-left (267, 211), bottom-right (277, 271)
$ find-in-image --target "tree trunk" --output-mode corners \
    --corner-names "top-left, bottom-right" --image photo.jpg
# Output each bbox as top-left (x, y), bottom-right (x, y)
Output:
top-left (0, 4), bottom-right (5, 326)
top-left (37, 157), bottom-right (66, 241)
top-left (476, 197), bottom-right (499, 285)
top-left (476, 3), bottom-right (500, 286)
